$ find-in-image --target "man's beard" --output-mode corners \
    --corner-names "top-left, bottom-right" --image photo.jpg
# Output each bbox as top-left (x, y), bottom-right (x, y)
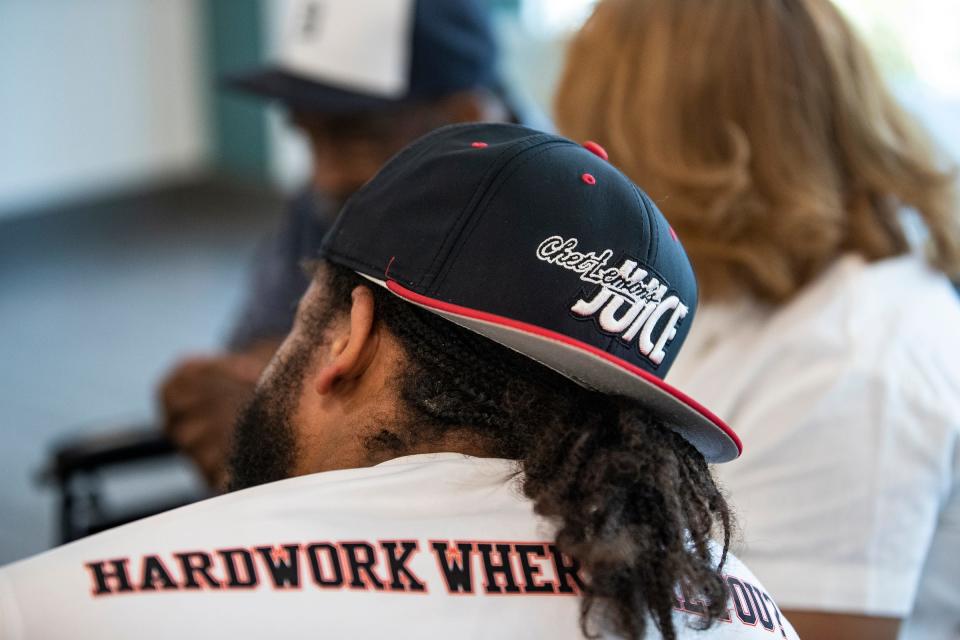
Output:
top-left (226, 346), bottom-right (313, 492)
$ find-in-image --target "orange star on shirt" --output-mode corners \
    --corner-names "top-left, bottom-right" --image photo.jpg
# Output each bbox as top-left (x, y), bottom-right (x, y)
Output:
top-left (445, 545), bottom-right (464, 565)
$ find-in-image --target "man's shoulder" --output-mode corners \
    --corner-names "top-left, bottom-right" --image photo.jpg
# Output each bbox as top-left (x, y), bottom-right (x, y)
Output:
top-left (0, 480), bottom-right (298, 582)
top-left (0, 461), bottom-right (798, 640)
top-left (0, 455), bottom-right (527, 582)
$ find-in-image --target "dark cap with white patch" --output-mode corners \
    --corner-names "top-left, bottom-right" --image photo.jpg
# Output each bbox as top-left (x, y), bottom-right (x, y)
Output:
top-left (320, 123), bottom-right (742, 463)
top-left (227, 0), bottom-right (500, 113)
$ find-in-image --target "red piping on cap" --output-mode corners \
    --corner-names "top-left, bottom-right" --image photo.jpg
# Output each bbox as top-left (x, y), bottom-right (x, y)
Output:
top-left (385, 279), bottom-right (742, 457)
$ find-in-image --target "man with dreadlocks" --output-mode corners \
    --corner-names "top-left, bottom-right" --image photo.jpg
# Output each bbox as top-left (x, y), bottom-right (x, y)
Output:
top-left (0, 125), bottom-right (799, 639)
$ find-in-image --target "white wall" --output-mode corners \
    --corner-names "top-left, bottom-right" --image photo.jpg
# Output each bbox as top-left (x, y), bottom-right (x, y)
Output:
top-left (0, 0), bottom-right (209, 217)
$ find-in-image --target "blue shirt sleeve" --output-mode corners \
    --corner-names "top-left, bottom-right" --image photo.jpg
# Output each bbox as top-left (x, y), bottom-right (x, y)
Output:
top-left (227, 189), bottom-right (335, 350)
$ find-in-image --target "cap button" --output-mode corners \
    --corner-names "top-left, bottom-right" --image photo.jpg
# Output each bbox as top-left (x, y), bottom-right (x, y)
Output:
top-left (582, 141), bottom-right (608, 161)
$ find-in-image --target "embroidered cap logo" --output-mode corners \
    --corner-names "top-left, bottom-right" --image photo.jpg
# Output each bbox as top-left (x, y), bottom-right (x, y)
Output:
top-left (536, 236), bottom-right (689, 366)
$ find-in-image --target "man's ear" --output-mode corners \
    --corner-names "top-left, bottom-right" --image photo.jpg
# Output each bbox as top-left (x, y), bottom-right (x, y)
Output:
top-left (314, 286), bottom-right (378, 395)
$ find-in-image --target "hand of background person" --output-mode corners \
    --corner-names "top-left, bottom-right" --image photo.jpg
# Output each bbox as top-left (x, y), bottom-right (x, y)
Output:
top-left (159, 340), bottom-right (281, 490)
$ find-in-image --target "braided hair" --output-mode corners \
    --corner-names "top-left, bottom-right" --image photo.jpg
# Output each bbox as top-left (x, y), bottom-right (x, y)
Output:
top-left (317, 262), bottom-right (732, 640)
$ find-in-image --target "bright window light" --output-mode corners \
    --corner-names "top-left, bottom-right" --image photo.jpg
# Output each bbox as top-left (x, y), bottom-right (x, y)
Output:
top-left (520, 0), bottom-right (597, 36)
top-left (834, 0), bottom-right (960, 97)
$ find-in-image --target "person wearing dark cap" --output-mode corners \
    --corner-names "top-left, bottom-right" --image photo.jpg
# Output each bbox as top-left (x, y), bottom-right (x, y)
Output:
top-left (160, 0), bottom-right (526, 489)
top-left (0, 123), bottom-right (798, 640)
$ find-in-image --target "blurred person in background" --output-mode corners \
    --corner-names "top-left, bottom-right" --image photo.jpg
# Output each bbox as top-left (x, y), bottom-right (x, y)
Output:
top-left (555, 0), bottom-right (960, 638)
top-left (160, 0), bottom-right (518, 489)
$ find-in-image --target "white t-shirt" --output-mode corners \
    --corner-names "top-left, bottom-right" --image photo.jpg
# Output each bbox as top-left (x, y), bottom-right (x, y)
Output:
top-left (0, 453), bottom-right (798, 639)
top-left (668, 254), bottom-right (960, 639)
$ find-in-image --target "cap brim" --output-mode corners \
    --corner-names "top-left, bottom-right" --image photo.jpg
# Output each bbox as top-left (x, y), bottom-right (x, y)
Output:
top-left (224, 67), bottom-right (410, 114)
top-left (372, 278), bottom-right (742, 463)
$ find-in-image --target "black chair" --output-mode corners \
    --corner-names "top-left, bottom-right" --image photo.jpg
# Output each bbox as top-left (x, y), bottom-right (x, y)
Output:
top-left (37, 427), bottom-right (210, 544)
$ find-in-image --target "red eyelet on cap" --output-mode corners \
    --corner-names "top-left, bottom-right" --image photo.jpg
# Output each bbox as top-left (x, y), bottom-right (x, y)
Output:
top-left (583, 141), bottom-right (608, 161)
top-left (581, 173), bottom-right (597, 185)
top-left (471, 141), bottom-right (488, 148)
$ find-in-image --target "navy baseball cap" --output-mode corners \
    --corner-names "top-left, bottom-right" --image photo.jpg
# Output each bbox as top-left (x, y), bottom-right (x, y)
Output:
top-left (227, 0), bottom-right (499, 113)
top-left (321, 123), bottom-right (742, 463)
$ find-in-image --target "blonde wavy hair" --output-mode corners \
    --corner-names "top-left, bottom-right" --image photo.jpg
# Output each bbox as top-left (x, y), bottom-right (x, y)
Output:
top-left (555, 0), bottom-right (960, 303)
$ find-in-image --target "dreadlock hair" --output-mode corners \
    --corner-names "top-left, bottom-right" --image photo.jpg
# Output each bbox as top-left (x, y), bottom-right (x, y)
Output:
top-left (317, 261), bottom-right (732, 640)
